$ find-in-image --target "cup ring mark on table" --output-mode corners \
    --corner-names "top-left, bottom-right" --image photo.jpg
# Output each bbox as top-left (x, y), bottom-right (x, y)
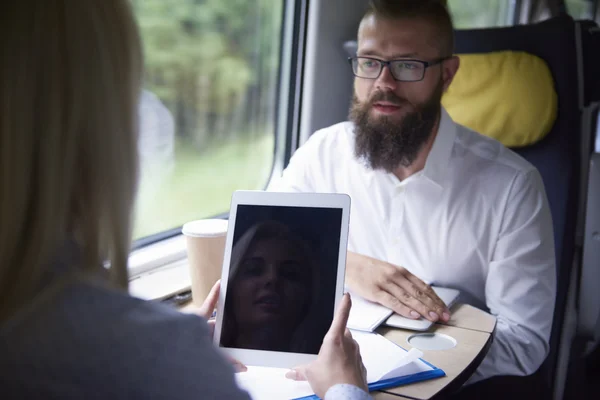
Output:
top-left (407, 333), bottom-right (458, 351)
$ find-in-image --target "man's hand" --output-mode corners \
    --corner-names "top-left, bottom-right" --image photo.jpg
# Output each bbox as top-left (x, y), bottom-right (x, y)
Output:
top-left (346, 252), bottom-right (450, 322)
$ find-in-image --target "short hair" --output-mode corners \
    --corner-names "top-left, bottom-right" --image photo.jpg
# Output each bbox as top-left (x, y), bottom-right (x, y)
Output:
top-left (362, 0), bottom-right (455, 56)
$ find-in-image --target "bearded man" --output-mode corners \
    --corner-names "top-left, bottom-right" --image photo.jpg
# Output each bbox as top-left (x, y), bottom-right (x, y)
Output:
top-left (269, 1), bottom-right (556, 397)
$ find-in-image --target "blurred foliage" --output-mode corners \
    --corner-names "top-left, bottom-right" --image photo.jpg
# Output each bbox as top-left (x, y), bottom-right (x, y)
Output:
top-left (132, 0), bottom-right (283, 150)
top-left (564, 0), bottom-right (595, 19)
top-left (130, 0), bottom-right (282, 239)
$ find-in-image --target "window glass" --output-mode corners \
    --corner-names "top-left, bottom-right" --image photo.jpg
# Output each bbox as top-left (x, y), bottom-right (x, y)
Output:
top-left (565, 0), bottom-right (595, 19)
top-left (448, 0), bottom-right (511, 28)
top-left (131, 0), bottom-right (283, 240)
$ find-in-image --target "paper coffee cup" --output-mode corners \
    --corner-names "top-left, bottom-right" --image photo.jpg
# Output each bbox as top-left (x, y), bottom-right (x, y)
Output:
top-left (182, 219), bottom-right (228, 307)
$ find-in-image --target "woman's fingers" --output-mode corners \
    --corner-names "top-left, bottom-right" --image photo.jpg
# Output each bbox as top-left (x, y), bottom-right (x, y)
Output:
top-left (228, 356), bottom-right (248, 372)
top-left (285, 365), bottom-right (308, 381)
top-left (325, 293), bottom-right (352, 340)
top-left (197, 280), bottom-right (220, 319)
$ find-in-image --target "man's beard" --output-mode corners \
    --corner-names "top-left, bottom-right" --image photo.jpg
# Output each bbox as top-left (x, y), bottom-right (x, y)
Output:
top-left (349, 84), bottom-right (443, 173)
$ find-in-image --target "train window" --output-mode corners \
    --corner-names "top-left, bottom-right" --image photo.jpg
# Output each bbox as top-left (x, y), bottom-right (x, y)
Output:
top-left (448, 0), bottom-right (512, 28)
top-left (130, 0), bottom-right (283, 240)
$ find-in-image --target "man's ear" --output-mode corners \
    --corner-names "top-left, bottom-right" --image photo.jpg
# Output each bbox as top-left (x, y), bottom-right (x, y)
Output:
top-left (442, 55), bottom-right (460, 91)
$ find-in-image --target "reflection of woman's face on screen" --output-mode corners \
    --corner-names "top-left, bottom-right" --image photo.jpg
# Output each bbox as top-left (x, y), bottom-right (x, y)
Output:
top-left (231, 237), bottom-right (312, 336)
top-left (222, 221), bottom-right (318, 353)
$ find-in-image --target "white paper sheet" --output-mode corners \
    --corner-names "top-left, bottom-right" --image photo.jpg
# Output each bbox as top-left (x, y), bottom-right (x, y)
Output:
top-left (350, 330), bottom-right (426, 382)
top-left (235, 366), bottom-right (315, 400)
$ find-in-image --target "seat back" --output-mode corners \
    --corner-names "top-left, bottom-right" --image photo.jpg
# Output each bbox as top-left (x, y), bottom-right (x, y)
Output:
top-left (453, 14), bottom-right (581, 387)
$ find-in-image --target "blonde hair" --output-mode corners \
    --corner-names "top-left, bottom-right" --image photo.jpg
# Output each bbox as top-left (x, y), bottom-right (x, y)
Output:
top-left (0, 0), bottom-right (143, 321)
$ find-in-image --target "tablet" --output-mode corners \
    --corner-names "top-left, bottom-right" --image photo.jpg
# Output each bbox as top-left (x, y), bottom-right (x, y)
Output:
top-left (213, 190), bottom-right (351, 369)
top-left (384, 287), bottom-right (461, 331)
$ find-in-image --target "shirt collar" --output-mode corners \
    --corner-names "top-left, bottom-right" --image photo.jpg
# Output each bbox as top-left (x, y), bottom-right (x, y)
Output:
top-left (421, 107), bottom-right (457, 188)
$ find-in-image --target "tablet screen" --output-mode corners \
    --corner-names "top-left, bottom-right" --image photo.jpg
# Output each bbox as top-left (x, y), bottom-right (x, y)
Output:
top-left (220, 204), bottom-right (343, 355)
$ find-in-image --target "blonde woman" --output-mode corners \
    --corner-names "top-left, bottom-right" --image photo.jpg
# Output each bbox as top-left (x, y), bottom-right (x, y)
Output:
top-left (0, 1), bottom-right (369, 399)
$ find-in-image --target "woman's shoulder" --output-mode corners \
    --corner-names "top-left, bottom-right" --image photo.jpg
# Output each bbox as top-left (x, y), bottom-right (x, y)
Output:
top-left (0, 280), bottom-right (251, 400)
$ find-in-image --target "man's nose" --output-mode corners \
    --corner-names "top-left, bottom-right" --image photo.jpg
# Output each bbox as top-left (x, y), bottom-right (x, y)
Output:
top-left (375, 64), bottom-right (398, 91)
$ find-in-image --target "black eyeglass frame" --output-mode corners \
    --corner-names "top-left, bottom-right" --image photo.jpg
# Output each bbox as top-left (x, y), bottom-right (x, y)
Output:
top-left (347, 56), bottom-right (451, 82)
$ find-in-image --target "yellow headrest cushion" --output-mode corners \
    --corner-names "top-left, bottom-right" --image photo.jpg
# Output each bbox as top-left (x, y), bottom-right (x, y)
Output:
top-left (441, 51), bottom-right (557, 147)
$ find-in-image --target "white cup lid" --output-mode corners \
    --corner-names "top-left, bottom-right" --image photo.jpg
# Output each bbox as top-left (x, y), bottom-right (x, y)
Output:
top-left (182, 219), bottom-right (228, 237)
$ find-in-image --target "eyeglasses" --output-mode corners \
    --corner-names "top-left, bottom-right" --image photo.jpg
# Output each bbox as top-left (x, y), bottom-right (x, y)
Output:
top-left (348, 56), bottom-right (449, 82)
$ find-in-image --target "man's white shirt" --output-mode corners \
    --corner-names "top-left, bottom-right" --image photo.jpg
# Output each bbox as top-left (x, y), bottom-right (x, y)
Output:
top-left (268, 108), bottom-right (556, 383)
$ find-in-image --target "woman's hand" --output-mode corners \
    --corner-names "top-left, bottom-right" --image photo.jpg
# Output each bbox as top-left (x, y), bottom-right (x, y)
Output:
top-left (286, 293), bottom-right (368, 398)
top-left (195, 280), bottom-right (220, 336)
top-left (189, 280), bottom-right (247, 372)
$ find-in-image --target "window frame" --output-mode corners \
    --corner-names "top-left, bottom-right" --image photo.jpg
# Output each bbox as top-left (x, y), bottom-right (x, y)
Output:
top-left (265, 0), bottom-right (309, 188)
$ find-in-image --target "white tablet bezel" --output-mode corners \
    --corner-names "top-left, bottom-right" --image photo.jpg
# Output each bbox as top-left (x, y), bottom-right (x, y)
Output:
top-left (213, 190), bottom-right (351, 368)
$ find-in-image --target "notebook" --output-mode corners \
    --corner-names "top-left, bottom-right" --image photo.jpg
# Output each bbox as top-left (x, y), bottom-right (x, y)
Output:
top-left (347, 287), bottom-right (461, 332)
top-left (346, 293), bottom-right (393, 332)
top-left (234, 330), bottom-right (445, 400)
